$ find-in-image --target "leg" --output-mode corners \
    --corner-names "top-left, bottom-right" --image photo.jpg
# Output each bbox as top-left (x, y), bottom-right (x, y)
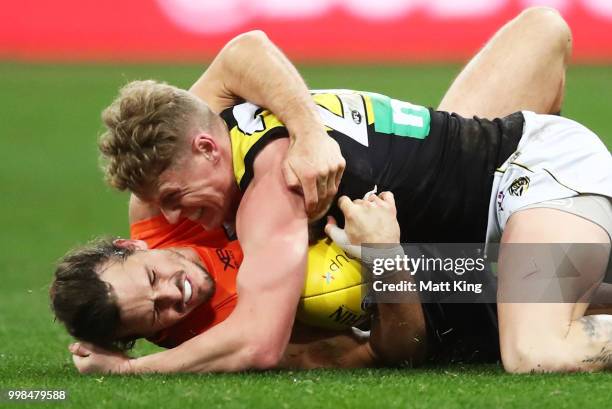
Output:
top-left (438, 7), bottom-right (572, 118)
top-left (498, 209), bottom-right (611, 373)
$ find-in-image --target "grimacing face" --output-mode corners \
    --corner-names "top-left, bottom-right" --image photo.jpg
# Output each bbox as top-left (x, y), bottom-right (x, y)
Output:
top-left (98, 245), bottom-right (214, 339)
top-left (145, 109), bottom-right (241, 230)
top-left (154, 150), bottom-right (239, 230)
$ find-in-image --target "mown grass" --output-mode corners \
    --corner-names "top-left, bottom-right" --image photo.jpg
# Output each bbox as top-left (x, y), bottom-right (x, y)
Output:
top-left (0, 63), bottom-right (610, 408)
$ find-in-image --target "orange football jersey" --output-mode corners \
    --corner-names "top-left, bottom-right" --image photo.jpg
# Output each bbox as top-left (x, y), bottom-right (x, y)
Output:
top-left (130, 215), bottom-right (243, 348)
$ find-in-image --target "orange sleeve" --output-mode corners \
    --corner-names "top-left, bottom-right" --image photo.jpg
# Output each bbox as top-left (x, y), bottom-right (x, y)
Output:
top-left (130, 215), bottom-right (230, 249)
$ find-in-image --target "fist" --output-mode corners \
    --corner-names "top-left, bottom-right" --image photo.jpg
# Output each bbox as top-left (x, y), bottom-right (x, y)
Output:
top-left (69, 342), bottom-right (132, 374)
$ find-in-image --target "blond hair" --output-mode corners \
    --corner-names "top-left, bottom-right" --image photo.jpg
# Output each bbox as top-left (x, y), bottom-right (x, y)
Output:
top-left (99, 80), bottom-right (212, 194)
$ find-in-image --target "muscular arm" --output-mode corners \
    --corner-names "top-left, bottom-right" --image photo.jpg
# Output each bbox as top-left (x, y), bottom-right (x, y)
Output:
top-left (190, 31), bottom-right (321, 130)
top-left (189, 30), bottom-right (345, 217)
top-left (279, 324), bottom-right (375, 369)
top-left (122, 139), bottom-right (309, 373)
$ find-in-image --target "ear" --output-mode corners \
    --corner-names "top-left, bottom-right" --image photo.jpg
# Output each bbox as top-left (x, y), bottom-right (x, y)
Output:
top-left (113, 239), bottom-right (148, 251)
top-left (192, 133), bottom-right (219, 162)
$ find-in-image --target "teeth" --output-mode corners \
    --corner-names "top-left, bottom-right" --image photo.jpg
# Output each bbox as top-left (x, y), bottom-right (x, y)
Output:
top-left (183, 279), bottom-right (192, 304)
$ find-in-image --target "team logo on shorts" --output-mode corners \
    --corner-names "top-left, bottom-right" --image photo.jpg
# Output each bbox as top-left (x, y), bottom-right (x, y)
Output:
top-left (508, 176), bottom-right (530, 196)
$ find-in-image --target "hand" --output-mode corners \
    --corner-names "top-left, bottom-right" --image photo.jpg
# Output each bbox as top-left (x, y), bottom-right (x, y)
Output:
top-left (69, 342), bottom-right (133, 374)
top-left (282, 132), bottom-right (346, 221)
top-left (325, 192), bottom-right (401, 249)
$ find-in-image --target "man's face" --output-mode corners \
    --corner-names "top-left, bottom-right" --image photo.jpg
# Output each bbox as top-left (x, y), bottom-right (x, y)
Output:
top-left (99, 248), bottom-right (214, 339)
top-left (155, 155), bottom-right (237, 230)
top-left (150, 134), bottom-right (239, 230)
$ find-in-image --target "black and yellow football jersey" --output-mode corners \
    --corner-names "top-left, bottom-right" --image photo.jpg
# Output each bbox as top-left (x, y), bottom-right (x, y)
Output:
top-left (220, 90), bottom-right (525, 243)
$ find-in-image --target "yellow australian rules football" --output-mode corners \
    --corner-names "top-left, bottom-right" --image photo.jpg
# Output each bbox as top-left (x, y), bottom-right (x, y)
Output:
top-left (297, 238), bottom-right (368, 330)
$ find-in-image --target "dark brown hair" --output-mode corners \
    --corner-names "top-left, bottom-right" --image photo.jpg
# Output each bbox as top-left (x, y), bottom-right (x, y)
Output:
top-left (50, 238), bottom-right (137, 351)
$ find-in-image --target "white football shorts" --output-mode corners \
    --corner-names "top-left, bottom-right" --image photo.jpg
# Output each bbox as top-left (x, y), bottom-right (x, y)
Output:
top-left (485, 111), bottom-right (612, 244)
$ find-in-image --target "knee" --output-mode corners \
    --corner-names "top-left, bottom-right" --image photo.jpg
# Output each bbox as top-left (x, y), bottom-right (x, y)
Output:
top-left (500, 338), bottom-right (546, 373)
top-left (516, 6), bottom-right (572, 59)
top-left (500, 332), bottom-right (575, 373)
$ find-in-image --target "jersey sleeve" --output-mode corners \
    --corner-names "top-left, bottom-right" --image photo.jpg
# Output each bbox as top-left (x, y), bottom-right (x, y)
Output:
top-left (130, 215), bottom-right (229, 249)
top-left (220, 104), bottom-right (289, 192)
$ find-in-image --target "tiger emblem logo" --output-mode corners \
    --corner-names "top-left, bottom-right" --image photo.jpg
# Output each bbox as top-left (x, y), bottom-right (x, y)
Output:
top-left (508, 176), bottom-right (530, 196)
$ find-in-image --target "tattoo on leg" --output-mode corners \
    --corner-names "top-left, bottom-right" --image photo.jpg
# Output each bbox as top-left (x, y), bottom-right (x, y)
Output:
top-left (579, 315), bottom-right (612, 368)
top-left (581, 316), bottom-right (599, 339)
top-left (582, 347), bottom-right (612, 366)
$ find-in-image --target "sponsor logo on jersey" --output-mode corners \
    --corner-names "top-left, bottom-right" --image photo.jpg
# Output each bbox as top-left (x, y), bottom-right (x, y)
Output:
top-left (508, 176), bottom-right (530, 196)
top-left (215, 248), bottom-right (236, 270)
top-left (351, 109), bottom-right (362, 124)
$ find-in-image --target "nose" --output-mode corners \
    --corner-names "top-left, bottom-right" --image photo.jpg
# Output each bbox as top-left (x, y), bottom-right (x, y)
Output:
top-left (160, 206), bottom-right (181, 225)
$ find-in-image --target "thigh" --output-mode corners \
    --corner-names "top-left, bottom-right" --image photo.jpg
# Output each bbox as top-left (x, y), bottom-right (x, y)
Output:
top-left (438, 7), bottom-right (571, 118)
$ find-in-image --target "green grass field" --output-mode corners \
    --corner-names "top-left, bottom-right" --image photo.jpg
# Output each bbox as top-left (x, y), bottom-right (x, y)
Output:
top-left (1, 63), bottom-right (611, 408)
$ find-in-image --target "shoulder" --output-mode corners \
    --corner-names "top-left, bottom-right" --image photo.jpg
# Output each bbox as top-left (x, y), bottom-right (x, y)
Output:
top-left (252, 137), bottom-right (290, 175)
top-left (223, 102), bottom-right (289, 192)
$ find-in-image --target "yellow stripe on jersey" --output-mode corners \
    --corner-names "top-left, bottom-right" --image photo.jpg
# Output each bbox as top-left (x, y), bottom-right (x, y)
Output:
top-left (363, 95), bottom-right (375, 125)
top-left (312, 93), bottom-right (343, 116)
top-left (226, 106), bottom-right (286, 189)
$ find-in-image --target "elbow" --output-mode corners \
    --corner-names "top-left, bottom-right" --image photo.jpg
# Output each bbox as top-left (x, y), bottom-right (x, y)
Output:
top-left (227, 30), bottom-right (270, 52)
top-left (501, 339), bottom-right (579, 374)
top-left (245, 341), bottom-right (284, 370)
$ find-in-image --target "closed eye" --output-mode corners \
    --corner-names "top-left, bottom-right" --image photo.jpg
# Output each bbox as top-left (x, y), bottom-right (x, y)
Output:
top-left (161, 191), bottom-right (182, 210)
top-left (147, 267), bottom-right (158, 325)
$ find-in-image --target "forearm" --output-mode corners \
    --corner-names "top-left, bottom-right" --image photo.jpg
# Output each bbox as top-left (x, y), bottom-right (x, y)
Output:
top-left (279, 327), bottom-right (376, 369)
top-left (127, 318), bottom-right (258, 374)
top-left (190, 31), bottom-right (323, 140)
top-left (369, 270), bottom-right (428, 367)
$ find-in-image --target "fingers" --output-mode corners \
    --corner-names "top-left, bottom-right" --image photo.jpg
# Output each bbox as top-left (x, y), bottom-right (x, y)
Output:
top-left (337, 196), bottom-right (356, 218)
top-left (325, 215), bottom-right (337, 228)
top-left (334, 159), bottom-right (345, 192)
top-left (326, 170), bottom-right (336, 202)
top-left (281, 160), bottom-right (300, 189)
top-left (379, 191), bottom-right (395, 205)
top-left (69, 342), bottom-right (92, 357)
top-left (301, 174), bottom-right (318, 214)
top-left (316, 175), bottom-right (329, 212)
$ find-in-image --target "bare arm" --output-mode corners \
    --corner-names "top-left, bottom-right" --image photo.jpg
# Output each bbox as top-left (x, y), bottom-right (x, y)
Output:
top-left (189, 30), bottom-right (345, 219)
top-left (279, 324), bottom-right (375, 369)
top-left (129, 139), bottom-right (308, 373)
top-left (326, 192), bottom-right (429, 367)
top-left (71, 139), bottom-right (308, 374)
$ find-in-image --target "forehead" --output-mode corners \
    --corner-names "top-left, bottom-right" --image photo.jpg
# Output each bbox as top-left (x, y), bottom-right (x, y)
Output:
top-left (100, 249), bottom-right (178, 277)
